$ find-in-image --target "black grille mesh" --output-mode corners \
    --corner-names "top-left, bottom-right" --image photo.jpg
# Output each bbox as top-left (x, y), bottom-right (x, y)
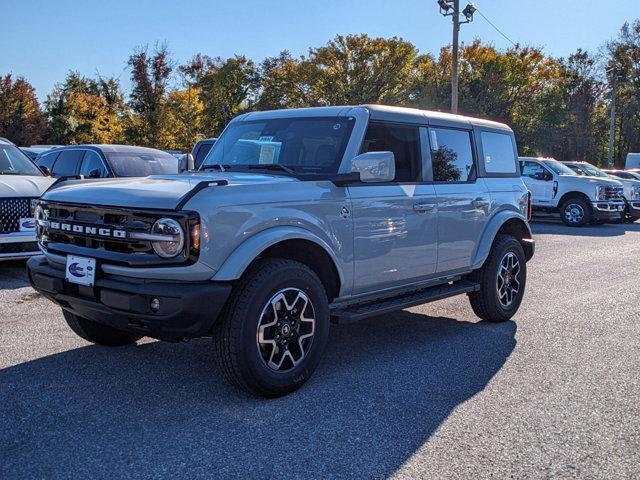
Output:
top-left (0, 198), bottom-right (32, 234)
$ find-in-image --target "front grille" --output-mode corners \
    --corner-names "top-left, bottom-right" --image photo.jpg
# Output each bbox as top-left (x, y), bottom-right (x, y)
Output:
top-left (42, 203), bottom-right (157, 255)
top-left (0, 242), bottom-right (38, 254)
top-left (604, 186), bottom-right (624, 201)
top-left (39, 202), bottom-right (198, 266)
top-left (0, 198), bottom-right (32, 234)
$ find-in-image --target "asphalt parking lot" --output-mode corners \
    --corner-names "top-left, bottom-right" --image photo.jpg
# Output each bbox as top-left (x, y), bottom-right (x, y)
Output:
top-left (1, 221), bottom-right (639, 479)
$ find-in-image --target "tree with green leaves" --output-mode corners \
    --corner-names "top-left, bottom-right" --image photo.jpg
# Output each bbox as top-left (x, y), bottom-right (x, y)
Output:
top-left (606, 20), bottom-right (640, 166)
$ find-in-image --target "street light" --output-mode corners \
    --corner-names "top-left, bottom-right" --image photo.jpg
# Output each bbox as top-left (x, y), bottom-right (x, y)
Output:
top-left (437, 1), bottom-right (476, 113)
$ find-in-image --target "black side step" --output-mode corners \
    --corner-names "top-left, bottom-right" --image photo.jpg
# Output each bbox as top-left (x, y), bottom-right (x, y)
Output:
top-left (330, 280), bottom-right (480, 324)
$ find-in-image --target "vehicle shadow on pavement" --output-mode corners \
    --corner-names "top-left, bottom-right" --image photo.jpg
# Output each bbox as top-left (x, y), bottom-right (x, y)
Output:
top-left (0, 311), bottom-right (516, 479)
top-left (530, 220), bottom-right (640, 237)
top-left (0, 260), bottom-right (31, 290)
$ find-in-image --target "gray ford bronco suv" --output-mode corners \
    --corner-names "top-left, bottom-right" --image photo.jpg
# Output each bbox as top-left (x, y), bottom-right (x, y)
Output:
top-left (28, 105), bottom-right (534, 397)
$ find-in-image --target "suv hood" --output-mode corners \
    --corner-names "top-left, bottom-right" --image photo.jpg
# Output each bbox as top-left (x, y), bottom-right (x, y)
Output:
top-left (0, 175), bottom-right (55, 197)
top-left (41, 172), bottom-right (299, 210)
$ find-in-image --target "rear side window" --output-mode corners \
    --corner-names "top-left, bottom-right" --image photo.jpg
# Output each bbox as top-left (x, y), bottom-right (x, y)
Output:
top-left (361, 122), bottom-right (421, 182)
top-left (52, 150), bottom-right (84, 177)
top-left (429, 128), bottom-right (474, 182)
top-left (481, 131), bottom-right (517, 174)
top-left (37, 151), bottom-right (60, 170)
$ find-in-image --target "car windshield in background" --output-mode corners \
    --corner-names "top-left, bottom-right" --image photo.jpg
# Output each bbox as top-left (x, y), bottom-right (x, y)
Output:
top-left (0, 145), bottom-right (43, 176)
top-left (571, 163), bottom-right (608, 178)
top-left (542, 159), bottom-right (576, 176)
top-left (106, 152), bottom-right (179, 177)
top-left (202, 117), bottom-right (355, 175)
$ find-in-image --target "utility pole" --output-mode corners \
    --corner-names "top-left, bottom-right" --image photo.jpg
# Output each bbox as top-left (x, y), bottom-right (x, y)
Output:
top-left (437, 1), bottom-right (476, 114)
top-left (607, 69), bottom-right (619, 168)
top-left (451, 0), bottom-right (460, 113)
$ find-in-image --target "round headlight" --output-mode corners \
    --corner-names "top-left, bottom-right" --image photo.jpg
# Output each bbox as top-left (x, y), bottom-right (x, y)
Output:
top-left (151, 218), bottom-right (185, 259)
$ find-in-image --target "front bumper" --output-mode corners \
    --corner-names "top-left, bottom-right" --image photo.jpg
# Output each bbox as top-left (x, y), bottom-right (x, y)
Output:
top-left (27, 255), bottom-right (232, 342)
top-left (625, 200), bottom-right (640, 217)
top-left (0, 232), bottom-right (39, 261)
top-left (591, 201), bottom-right (625, 220)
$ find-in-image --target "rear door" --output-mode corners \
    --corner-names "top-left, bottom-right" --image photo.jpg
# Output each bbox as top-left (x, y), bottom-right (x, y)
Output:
top-left (429, 125), bottom-right (491, 273)
top-left (348, 121), bottom-right (438, 294)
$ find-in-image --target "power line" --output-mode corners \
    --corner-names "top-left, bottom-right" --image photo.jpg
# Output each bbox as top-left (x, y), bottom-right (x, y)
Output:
top-left (474, 5), bottom-right (517, 47)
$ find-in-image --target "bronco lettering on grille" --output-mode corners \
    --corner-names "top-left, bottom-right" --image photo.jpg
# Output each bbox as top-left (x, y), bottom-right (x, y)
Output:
top-left (48, 221), bottom-right (126, 239)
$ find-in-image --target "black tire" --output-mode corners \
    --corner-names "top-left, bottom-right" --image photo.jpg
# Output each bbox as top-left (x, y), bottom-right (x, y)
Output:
top-left (468, 234), bottom-right (527, 322)
top-left (213, 258), bottom-right (330, 397)
top-left (560, 197), bottom-right (591, 227)
top-left (62, 310), bottom-right (142, 346)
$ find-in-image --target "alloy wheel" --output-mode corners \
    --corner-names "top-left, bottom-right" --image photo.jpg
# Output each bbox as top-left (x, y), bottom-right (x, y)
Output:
top-left (496, 251), bottom-right (521, 308)
top-left (564, 203), bottom-right (585, 224)
top-left (256, 288), bottom-right (316, 372)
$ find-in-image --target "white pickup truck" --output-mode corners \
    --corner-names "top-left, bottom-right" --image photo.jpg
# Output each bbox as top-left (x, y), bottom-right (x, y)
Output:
top-left (564, 161), bottom-right (640, 224)
top-left (519, 157), bottom-right (624, 227)
top-left (0, 138), bottom-right (54, 260)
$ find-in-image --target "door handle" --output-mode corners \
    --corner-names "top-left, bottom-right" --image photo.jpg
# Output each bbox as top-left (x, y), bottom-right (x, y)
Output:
top-left (413, 202), bottom-right (435, 212)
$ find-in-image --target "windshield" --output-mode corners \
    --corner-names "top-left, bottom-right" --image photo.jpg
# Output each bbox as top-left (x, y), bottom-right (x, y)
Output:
top-left (0, 145), bottom-right (43, 176)
top-left (566, 162), bottom-right (608, 178)
top-left (541, 159), bottom-right (576, 176)
top-left (202, 117), bottom-right (355, 175)
top-left (105, 151), bottom-right (179, 177)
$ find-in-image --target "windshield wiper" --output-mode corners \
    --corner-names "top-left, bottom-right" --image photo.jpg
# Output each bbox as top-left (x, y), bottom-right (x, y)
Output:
top-left (0, 171), bottom-right (22, 175)
top-left (246, 164), bottom-right (297, 175)
top-left (201, 164), bottom-right (232, 172)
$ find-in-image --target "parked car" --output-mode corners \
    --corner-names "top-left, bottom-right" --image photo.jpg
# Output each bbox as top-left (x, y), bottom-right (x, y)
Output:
top-left (191, 138), bottom-right (217, 169)
top-left (35, 145), bottom-right (180, 178)
top-left (625, 152), bottom-right (640, 169)
top-left (28, 105), bottom-right (534, 396)
top-left (20, 145), bottom-right (61, 161)
top-left (0, 137), bottom-right (54, 261)
top-left (602, 169), bottom-right (640, 181)
top-left (520, 157), bottom-right (624, 226)
top-left (564, 161), bottom-right (640, 223)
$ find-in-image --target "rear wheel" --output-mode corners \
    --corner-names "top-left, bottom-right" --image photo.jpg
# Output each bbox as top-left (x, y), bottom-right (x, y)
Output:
top-left (62, 311), bottom-right (142, 346)
top-left (213, 258), bottom-right (330, 397)
top-left (468, 235), bottom-right (527, 322)
top-left (560, 197), bottom-right (591, 227)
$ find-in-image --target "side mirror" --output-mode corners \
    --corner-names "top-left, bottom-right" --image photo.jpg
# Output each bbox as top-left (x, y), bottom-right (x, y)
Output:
top-left (39, 165), bottom-right (51, 176)
top-left (88, 168), bottom-right (101, 179)
top-left (179, 153), bottom-right (195, 172)
top-left (350, 151), bottom-right (395, 183)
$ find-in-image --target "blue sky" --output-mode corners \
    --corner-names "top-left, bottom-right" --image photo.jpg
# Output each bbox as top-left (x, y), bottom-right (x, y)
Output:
top-left (1, 0), bottom-right (637, 100)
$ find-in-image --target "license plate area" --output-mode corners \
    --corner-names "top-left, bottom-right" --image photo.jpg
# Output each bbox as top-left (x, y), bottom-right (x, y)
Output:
top-left (65, 255), bottom-right (97, 287)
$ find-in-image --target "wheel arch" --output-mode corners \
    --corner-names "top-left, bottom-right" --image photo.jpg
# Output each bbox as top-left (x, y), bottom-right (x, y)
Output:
top-left (212, 227), bottom-right (344, 301)
top-left (557, 191), bottom-right (593, 213)
top-left (472, 211), bottom-right (534, 269)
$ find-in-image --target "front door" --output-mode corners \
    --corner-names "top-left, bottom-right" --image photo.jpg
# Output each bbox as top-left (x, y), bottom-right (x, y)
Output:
top-left (428, 126), bottom-right (491, 273)
top-left (520, 161), bottom-right (553, 205)
top-left (349, 121), bottom-right (438, 295)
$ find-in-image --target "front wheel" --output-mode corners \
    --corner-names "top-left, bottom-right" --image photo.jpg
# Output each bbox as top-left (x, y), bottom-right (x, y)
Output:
top-left (468, 235), bottom-right (527, 322)
top-left (213, 258), bottom-right (330, 397)
top-left (560, 197), bottom-right (591, 227)
top-left (63, 311), bottom-right (142, 346)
